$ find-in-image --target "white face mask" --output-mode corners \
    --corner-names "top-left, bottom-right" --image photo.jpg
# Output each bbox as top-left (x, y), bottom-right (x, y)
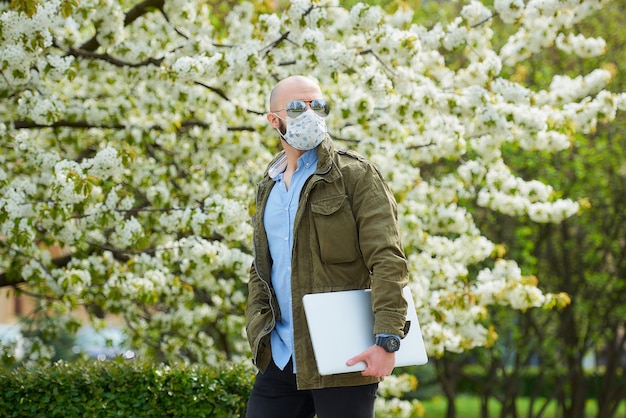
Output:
top-left (276, 109), bottom-right (327, 150)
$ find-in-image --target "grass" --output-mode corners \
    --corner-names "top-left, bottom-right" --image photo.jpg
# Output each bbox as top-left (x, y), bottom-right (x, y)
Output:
top-left (419, 395), bottom-right (626, 418)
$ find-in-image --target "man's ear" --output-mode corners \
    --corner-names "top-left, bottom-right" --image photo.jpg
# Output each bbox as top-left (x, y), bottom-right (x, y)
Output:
top-left (267, 113), bottom-right (280, 128)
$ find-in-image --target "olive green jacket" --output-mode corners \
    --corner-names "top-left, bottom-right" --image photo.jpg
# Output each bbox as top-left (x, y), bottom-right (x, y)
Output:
top-left (245, 138), bottom-right (408, 390)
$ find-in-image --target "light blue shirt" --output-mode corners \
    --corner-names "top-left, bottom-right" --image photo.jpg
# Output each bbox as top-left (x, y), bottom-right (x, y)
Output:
top-left (264, 149), bottom-right (318, 372)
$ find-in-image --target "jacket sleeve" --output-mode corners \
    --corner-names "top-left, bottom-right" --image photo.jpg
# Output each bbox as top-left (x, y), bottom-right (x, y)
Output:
top-left (245, 260), bottom-right (276, 371)
top-left (350, 162), bottom-right (409, 337)
top-left (245, 182), bottom-right (272, 338)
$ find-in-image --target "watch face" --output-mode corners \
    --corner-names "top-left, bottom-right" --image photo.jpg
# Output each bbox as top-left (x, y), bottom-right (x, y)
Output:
top-left (376, 336), bottom-right (401, 352)
top-left (387, 338), bottom-right (400, 352)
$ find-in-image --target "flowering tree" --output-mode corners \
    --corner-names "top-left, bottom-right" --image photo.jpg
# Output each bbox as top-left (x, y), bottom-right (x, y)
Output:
top-left (1, 0), bottom-right (623, 378)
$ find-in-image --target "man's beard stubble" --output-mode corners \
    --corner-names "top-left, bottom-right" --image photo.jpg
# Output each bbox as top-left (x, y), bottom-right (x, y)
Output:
top-left (278, 119), bottom-right (287, 136)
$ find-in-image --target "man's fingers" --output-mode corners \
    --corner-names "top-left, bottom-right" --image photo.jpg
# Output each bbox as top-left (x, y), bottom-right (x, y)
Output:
top-left (346, 353), bottom-right (364, 366)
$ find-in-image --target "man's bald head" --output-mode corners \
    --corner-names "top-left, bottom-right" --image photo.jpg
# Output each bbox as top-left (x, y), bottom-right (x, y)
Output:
top-left (269, 76), bottom-right (323, 113)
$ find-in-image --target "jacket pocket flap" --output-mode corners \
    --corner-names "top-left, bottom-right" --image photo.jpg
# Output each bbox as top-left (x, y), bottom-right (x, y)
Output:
top-left (310, 195), bottom-right (347, 216)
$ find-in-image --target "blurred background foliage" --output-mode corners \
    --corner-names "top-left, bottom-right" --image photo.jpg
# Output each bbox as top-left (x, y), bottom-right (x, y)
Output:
top-left (219, 1), bottom-right (626, 417)
top-left (3, 0), bottom-right (624, 416)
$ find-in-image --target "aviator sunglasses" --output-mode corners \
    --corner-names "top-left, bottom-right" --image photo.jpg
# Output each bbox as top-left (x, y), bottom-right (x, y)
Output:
top-left (273, 99), bottom-right (330, 118)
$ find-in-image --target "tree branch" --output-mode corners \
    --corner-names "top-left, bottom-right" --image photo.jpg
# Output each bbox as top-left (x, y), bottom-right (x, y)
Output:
top-left (0, 253), bottom-right (72, 288)
top-left (79, 0), bottom-right (166, 52)
top-left (194, 81), bottom-right (266, 115)
top-left (13, 120), bottom-right (123, 129)
top-left (359, 48), bottom-right (397, 76)
top-left (67, 47), bottom-right (164, 68)
top-left (259, 31), bottom-right (294, 55)
top-left (11, 119), bottom-right (254, 131)
top-left (124, 0), bottom-right (165, 27)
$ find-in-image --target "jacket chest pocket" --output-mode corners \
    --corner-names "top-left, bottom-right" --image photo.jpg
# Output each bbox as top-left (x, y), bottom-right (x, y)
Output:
top-left (310, 195), bottom-right (360, 264)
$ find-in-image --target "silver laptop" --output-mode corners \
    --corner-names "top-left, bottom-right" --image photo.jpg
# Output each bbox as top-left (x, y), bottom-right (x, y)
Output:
top-left (302, 286), bottom-right (428, 375)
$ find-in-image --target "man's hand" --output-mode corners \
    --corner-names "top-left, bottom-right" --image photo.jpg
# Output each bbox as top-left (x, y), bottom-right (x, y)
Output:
top-left (346, 345), bottom-right (396, 377)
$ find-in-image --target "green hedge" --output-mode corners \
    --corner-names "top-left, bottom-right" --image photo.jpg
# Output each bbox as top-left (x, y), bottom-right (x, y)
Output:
top-left (0, 359), bottom-right (255, 417)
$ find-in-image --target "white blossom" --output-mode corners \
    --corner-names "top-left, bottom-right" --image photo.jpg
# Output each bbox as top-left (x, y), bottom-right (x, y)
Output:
top-left (461, 1), bottom-right (492, 26)
top-left (82, 147), bottom-right (123, 180)
top-left (494, 0), bottom-right (525, 24)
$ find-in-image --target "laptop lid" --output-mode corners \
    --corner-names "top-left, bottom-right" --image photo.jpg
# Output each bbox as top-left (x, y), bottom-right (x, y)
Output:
top-left (302, 286), bottom-right (428, 376)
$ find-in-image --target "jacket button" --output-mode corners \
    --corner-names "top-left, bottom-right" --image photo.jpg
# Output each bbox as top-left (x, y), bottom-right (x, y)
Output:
top-left (263, 324), bottom-right (271, 331)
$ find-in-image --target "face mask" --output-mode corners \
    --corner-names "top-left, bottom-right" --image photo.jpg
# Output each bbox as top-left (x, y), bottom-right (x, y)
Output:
top-left (276, 109), bottom-right (327, 150)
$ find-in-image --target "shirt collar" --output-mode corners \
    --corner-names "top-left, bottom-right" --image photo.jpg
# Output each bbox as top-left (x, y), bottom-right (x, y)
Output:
top-left (299, 148), bottom-right (318, 168)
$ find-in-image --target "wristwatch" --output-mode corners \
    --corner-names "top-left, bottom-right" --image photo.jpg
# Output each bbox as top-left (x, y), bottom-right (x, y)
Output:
top-left (375, 335), bottom-right (401, 353)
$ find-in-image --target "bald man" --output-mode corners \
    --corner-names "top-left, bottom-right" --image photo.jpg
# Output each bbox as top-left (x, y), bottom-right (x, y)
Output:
top-left (245, 75), bottom-right (408, 418)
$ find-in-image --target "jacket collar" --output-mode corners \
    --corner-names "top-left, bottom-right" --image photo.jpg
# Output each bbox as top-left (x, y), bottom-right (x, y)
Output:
top-left (316, 136), bottom-right (333, 174)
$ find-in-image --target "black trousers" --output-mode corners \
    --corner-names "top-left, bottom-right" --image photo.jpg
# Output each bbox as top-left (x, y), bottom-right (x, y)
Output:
top-left (246, 358), bottom-right (378, 418)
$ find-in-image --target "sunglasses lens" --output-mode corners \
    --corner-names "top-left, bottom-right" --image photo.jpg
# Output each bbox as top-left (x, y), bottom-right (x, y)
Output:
top-left (286, 100), bottom-right (307, 118)
top-left (285, 100), bottom-right (330, 118)
top-left (310, 99), bottom-right (330, 117)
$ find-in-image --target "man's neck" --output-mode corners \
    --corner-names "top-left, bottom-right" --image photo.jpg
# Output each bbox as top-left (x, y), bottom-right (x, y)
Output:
top-left (282, 143), bottom-right (306, 190)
